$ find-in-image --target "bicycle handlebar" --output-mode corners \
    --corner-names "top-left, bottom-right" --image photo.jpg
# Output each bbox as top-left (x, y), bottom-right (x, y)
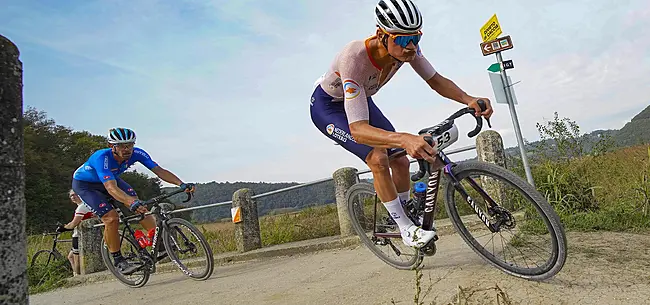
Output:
top-left (123, 187), bottom-right (194, 222)
top-left (410, 99), bottom-right (491, 181)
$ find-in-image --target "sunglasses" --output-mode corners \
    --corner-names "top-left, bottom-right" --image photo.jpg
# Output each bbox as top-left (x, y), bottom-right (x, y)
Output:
top-left (381, 28), bottom-right (423, 48)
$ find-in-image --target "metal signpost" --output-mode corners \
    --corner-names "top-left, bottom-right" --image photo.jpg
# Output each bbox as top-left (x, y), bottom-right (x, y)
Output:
top-left (479, 15), bottom-right (536, 187)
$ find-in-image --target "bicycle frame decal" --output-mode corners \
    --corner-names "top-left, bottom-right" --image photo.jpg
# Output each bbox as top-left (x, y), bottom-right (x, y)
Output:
top-left (421, 169), bottom-right (440, 230)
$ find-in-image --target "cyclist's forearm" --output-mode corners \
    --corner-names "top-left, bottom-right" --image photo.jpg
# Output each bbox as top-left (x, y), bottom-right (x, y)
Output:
top-left (153, 167), bottom-right (183, 186)
top-left (65, 217), bottom-right (82, 229)
top-left (427, 73), bottom-right (473, 105)
top-left (350, 122), bottom-right (406, 149)
top-left (106, 185), bottom-right (137, 205)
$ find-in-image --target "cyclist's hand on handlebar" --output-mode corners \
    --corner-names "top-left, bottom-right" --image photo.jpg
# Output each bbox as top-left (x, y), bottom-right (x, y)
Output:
top-left (467, 97), bottom-right (493, 119)
top-left (180, 182), bottom-right (196, 194)
top-left (402, 134), bottom-right (437, 163)
top-left (129, 199), bottom-right (149, 214)
top-left (55, 225), bottom-right (71, 233)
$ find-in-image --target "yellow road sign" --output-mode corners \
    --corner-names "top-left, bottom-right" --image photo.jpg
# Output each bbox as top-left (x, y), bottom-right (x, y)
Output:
top-left (480, 14), bottom-right (502, 42)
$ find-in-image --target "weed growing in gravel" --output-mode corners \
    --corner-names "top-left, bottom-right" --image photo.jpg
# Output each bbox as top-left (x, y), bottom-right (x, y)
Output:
top-left (391, 267), bottom-right (515, 305)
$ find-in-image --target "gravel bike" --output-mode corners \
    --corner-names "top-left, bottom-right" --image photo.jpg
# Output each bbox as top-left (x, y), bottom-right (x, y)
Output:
top-left (346, 100), bottom-right (567, 281)
top-left (30, 231), bottom-right (72, 271)
top-left (100, 188), bottom-right (214, 287)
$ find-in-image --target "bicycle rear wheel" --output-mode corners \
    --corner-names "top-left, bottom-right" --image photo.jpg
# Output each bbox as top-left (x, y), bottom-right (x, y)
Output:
top-left (443, 160), bottom-right (567, 281)
top-left (162, 217), bottom-right (214, 280)
top-left (101, 232), bottom-right (151, 288)
top-left (346, 182), bottom-right (423, 270)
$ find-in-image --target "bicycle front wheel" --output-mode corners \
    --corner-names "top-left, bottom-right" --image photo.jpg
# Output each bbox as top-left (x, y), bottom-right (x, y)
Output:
top-left (346, 182), bottom-right (423, 270)
top-left (443, 160), bottom-right (567, 281)
top-left (162, 217), bottom-right (214, 280)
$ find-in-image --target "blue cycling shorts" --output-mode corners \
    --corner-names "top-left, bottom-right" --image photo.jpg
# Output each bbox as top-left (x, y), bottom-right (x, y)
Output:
top-left (310, 84), bottom-right (404, 162)
top-left (71, 178), bottom-right (138, 217)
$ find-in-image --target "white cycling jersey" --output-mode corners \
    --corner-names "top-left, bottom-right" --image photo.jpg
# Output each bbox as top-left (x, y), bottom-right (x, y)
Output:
top-left (314, 36), bottom-right (437, 124)
top-left (72, 203), bottom-right (94, 238)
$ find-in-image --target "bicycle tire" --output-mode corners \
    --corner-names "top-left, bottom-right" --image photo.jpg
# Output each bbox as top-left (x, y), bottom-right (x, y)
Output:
top-left (346, 182), bottom-right (423, 270)
top-left (30, 250), bottom-right (65, 268)
top-left (162, 217), bottom-right (215, 280)
top-left (443, 160), bottom-right (567, 281)
top-left (100, 232), bottom-right (150, 288)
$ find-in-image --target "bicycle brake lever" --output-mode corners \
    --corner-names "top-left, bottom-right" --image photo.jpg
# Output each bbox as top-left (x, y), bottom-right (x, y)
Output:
top-left (182, 191), bottom-right (192, 203)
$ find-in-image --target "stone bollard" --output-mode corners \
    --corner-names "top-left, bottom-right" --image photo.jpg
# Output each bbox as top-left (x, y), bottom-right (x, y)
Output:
top-left (476, 130), bottom-right (509, 206)
top-left (0, 34), bottom-right (28, 305)
top-left (333, 167), bottom-right (359, 237)
top-left (78, 218), bottom-right (107, 274)
top-left (232, 188), bottom-right (261, 252)
top-left (476, 130), bottom-right (507, 168)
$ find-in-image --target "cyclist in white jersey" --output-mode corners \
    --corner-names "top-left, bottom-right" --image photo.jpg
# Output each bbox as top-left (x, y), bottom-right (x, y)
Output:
top-left (56, 189), bottom-right (95, 276)
top-left (310, 0), bottom-right (494, 248)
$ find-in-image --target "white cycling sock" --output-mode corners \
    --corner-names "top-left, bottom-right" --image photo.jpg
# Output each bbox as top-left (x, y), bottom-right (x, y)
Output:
top-left (383, 197), bottom-right (413, 230)
top-left (398, 190), bottom-right (410, 204)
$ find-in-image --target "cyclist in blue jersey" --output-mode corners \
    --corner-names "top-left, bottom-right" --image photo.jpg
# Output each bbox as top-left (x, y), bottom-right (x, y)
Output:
top-left (71, 127), bottom-right (196, 275)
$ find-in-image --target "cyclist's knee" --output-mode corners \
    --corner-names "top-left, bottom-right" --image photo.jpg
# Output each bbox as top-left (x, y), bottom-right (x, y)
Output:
top-left (101, 210), bottom-right (119, 227)
top-left (389, 154), bottom-right (410, 170)
top-left (366, 149), bottom-right (390, 173)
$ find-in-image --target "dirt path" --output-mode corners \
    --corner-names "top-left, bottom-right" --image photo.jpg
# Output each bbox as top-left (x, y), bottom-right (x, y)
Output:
top-left (29, 231), bottom-right (650, 305)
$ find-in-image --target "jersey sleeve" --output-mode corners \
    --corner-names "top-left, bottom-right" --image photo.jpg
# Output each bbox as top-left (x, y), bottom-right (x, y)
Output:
top-left (337, 52), bottom-right (370, 124)
top-left (133, 147), bottom-right (159, 170)
top-left (90, 152), bottom-right (116, 183)
top-left (409, 46), bottom-right (437, 81)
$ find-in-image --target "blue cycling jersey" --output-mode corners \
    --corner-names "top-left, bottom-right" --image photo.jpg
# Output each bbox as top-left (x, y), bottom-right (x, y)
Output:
top-left (73, 147), bottom-right (159, 183)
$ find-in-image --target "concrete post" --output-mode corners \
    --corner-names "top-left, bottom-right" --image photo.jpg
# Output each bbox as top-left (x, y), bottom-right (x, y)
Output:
top-left (0, 34), bottom-right (28, 305)
top-left (78, 218), bottom-right (107, 274)
top-left (476, 130), bottom-right (509, 206)
top-left (232, 188), bottom-right (261, 252)
top-left (333, 167), bottom-right (359, 237)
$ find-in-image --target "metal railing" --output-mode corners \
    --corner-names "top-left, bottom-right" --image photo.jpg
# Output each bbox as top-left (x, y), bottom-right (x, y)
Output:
top-left (93, 144), bottom-right (476, 227)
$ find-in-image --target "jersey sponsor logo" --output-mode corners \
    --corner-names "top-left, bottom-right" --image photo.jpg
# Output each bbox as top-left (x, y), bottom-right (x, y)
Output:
top-left (134, 149), bottom-right (151, 160)
top-left (328, 78), bottom-right (342, 91)
top-left (343, 80), bottom-right (361, 100)
top-left (99, 202), bottom-right (107, 208)
top-left (103, 156), bottom-right (109, 169)
top-left (327, 124), bottom-right (355, 143)
top-left (326, 124), bottom-right (335, 135)
top-left (103, 175), bottom-right (111, 180)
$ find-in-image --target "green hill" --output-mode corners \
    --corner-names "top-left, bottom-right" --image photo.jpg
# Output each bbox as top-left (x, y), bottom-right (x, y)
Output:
top-left (163, 180), bottom-right (336, 223)
top-left (504, 105), bottom-right (650, 159)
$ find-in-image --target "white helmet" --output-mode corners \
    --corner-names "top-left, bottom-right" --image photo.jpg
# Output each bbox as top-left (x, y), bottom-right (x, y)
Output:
top-left (107, 127), bottom-right (136, 144)
top-left (375, 0), bottom-right (423, 34)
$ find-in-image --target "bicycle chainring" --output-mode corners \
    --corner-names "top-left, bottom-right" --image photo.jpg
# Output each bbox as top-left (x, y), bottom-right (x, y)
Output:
top-left (491, 206), bottom-right (516, 230)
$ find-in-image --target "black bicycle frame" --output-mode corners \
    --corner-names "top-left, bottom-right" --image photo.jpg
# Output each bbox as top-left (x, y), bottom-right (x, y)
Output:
top-left (373, 150), bottom-right (500, 239)
top-left (110, 201), bottom-right (168, 273)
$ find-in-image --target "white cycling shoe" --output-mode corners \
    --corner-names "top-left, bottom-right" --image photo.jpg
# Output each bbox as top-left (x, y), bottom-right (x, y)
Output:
top-left (400, 224), bottom-right (437, 248)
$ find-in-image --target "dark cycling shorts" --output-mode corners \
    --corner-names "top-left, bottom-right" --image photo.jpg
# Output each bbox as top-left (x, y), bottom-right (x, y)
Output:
top-left (71, 237), bottom-right (79, 254)
top-left (72, 177), bottom-right (137, 218)
top-left (310, 84), bottom-right (403, 162)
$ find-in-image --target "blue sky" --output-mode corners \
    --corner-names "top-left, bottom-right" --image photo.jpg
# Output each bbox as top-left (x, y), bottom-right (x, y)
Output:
top-left (2, 0), bottom-right (649, 185)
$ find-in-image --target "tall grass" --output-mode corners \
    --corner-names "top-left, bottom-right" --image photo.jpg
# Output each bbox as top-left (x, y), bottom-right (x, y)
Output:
top-left (508, 112), bottom-right (650, 232)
